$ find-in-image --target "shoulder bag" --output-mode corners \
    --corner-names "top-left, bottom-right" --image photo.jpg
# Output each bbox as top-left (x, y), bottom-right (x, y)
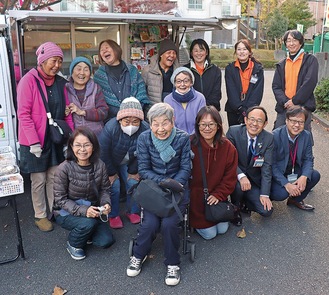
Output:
top-left (34, 77), bottom-right (72, 145)
top-left (129, 178), bottom-right (184, 221)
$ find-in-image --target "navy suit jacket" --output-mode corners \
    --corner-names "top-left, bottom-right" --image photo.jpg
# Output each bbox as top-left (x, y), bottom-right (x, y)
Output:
top-left (226, 124), bottom-right (274, 196)
top-left (272, 125), bottom-right (314, 187)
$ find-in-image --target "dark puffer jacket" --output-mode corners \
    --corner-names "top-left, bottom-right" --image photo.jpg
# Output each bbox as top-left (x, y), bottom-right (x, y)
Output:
top-left (53, 159), bottom-right (111, 217)
top-left (99, 118), bottom-right (149, 176)
top-left (136, 129), bottom-right (191, 186)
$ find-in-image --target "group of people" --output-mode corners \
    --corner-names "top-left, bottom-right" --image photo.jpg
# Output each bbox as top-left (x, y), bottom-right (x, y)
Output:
top-left (15, 29), bottom-right (321, 286)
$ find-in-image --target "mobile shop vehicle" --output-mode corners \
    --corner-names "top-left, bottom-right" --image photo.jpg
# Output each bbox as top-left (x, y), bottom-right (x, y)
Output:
top-left (2, 10), bottom-right (237, 154)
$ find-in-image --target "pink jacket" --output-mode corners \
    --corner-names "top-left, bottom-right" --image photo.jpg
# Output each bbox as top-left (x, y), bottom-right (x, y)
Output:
top-left (17, 68), bottom-right (74, 148)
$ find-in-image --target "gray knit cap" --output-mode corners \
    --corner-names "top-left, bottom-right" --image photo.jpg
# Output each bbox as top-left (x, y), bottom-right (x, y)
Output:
top-left (117, 97), bottom-right (144, 121)
top-left (170, 66), bottom-right (195, 85)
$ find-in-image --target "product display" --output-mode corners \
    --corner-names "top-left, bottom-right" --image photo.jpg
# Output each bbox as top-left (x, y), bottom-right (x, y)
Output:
top-left (129, 24), bottom-right (169, 71)
top-left (0, 146), bottom-right (24, 197)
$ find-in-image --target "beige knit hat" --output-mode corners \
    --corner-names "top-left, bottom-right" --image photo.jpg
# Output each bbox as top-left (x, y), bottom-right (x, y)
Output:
top-left (117, 97), bottom-right (144, 121)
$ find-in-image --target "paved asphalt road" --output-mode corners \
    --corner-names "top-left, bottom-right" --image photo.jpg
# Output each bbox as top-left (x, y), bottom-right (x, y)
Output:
top-left (1, 70), bottom-right (329, 295)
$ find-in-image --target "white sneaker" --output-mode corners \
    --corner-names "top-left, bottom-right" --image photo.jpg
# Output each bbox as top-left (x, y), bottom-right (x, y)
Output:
top-left (165, 265), bottom-right (180, 286)
top-left (126, 256), bottom-right (146, 277)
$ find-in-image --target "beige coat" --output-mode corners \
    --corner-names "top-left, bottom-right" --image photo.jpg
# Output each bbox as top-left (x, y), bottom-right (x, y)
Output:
top-left (141, 54), bottom-right (180, 105)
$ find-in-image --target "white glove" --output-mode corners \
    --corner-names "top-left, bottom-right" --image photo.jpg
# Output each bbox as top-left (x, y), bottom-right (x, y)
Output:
top-left (30, 144), bottom-right (42, 158)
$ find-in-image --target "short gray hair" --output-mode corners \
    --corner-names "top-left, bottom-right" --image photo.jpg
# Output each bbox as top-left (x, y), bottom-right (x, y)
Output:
top-left (147, 103), bottom-right (174, 124)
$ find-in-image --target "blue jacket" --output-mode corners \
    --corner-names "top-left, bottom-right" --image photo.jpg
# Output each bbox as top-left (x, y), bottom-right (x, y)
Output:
top-left (99, 118), bottom-right (149, 176)
top-left (272, 125), bottom-right (314, 187)
top-left (137, 129), bottom-right (191, 186)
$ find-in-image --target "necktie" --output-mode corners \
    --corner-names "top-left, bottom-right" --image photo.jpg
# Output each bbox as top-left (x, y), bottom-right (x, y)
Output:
top-left (248, 138), bottom-right (255, 163)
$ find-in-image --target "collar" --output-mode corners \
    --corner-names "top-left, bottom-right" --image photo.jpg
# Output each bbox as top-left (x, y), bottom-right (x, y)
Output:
top-left (287, 48), bottom-right (305, 62)
top-left (246, 130), bottom-right (257, 143)
top-left (190, 59), bottom-right (209, 69)
top-left (285, 126), bottom-right (300, 143)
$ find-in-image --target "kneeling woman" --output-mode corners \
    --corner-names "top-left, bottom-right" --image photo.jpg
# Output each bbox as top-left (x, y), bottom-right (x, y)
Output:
top-left (190, 106), bottom-right (238, 240)
top-left (53, 127), bottom-right (115, 260)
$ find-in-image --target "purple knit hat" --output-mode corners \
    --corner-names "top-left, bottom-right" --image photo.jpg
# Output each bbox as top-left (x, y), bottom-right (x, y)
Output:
top-left (36, 42), bottom-right (63, 65)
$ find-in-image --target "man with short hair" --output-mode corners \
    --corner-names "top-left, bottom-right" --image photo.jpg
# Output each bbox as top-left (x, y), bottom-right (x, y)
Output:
top-left (226, 106), bottom-right (274, 226)
top-left (272, 29), bottom-right (318, 133)
top-left (270, 107), bottom-right (320, 210)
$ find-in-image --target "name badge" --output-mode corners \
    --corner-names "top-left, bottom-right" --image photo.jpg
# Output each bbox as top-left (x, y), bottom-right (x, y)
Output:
top-left (250, 75), bottom-right (258, 84)
top-left (253, 156), bottom-right (264, 167)
top-left (287, 173), bottom-right (298, 183)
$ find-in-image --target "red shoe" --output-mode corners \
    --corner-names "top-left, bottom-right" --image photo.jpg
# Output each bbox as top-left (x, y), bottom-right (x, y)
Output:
top-left (109, 216), bottom-right (124, 229)
top-left (126, 213), bottom-right (141, 224)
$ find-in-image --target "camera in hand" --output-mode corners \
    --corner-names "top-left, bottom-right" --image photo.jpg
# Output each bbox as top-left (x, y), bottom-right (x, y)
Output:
top-left (97, 206), bottom-right (105, 215)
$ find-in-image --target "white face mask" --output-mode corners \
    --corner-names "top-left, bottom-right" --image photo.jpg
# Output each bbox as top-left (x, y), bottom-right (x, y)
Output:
top-left (121, 125), bottom-right (139, 136)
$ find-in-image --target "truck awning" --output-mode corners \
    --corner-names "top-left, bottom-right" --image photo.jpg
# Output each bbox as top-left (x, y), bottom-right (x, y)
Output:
top-left (8, 10), bottom-right (238, 31)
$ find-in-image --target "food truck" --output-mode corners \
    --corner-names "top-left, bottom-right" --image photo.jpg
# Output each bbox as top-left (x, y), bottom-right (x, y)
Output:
top-left (1, 10), bottom-right (237, 154)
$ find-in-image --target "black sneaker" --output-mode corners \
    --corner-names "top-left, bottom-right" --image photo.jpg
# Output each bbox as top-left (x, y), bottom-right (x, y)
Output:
top-left (165, 265), bottom-right (180, 286)
top-left (66, 241), bottom-right (86, 260)
top-left (126, 256), bottom-right (146, 277)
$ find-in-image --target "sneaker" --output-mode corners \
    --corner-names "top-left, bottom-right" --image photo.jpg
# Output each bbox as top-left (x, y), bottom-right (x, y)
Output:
top-left (165, 265), bottom-right (181, 286)
top-left (66, 241), bottom-right (86, 260)
top-left (109, 216), bottom-right (124, 229)
top-left (35, 218), bottom-right (53, 232)
top-left (126, 213), bottom-right (141, 224)
top-left (127, 255), bottom-right (146, 277)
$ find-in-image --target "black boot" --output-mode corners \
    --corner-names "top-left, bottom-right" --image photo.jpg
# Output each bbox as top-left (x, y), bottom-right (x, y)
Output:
top-left (231, 208), bottom-right (242, 226)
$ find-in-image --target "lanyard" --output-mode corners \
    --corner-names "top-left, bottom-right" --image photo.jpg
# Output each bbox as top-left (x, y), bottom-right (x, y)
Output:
top-left (289, 140), bottom-right (298, 173)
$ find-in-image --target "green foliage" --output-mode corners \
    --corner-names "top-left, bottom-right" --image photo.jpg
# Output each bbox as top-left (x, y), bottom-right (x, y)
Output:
top-left (314, 78), bottom-right (329, 112)
top-left (185, 34), bottom-right (192, 50)
top-left (265, 8), bottom-right (288, 40)
top-left (210, 49), bottom-right (276, 69)
top-left (280, 0), bottom-right (316, 32)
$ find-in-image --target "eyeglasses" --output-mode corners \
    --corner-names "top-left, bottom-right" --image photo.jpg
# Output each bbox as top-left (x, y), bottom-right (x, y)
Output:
top-left (198, 122), bottom-right (218, 130)
top-left (175, 79), bottom-right (191, 85)
top-left (72, 143), bottom-right (93, 149)
top-left (247, 117), bottom-right (265, 125)
top-left (287, 119), bottom-right (305, 126)
top-left (286, 38), bottom-right (299, 44)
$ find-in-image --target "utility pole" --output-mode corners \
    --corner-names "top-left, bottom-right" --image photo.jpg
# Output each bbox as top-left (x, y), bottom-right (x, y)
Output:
top-left (255, 0), bottom-right (260, 49)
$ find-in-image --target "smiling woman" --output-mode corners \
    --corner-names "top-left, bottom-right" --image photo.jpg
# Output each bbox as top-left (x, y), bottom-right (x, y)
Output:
top-left (225, 39), bottom-right (264, 127)
top-left (66, 56), bottom-right (109, 137)
top-left (16, 41), bottom-right (74, 232)
top-left (94, 39), bottom-right (150, 121)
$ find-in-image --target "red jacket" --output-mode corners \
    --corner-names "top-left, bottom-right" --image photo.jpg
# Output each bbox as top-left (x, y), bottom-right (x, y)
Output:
top-left (189, 137), bottom-right (238, 229)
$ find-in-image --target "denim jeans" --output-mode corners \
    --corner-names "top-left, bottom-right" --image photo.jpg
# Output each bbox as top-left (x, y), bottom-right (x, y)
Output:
top-left (196, 222), bottom-right (229, 240)
top-left (110, 164), bottom-right (139, 217)
top-left (55, 214), bottom-right (115, 249)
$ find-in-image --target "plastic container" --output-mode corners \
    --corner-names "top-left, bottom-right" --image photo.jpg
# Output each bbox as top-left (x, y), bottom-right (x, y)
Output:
top-left (0, 146), bottom-right (13, 154)
top-left (0, 152), bottom-right (16, 166)
top-left (0, 173), bottom-right (24, 197)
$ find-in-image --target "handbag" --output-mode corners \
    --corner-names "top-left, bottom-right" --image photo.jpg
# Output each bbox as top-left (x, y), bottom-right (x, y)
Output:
top-left (197, 143), bottom-right (235, 223)
top-left (130, 178), bottom-right (184, 220)
top-left (35, 77), bottom-right (72, 145)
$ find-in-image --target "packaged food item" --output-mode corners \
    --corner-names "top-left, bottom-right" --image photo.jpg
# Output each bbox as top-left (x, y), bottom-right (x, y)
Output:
top-left (0, 165), bottom-right (18, 176)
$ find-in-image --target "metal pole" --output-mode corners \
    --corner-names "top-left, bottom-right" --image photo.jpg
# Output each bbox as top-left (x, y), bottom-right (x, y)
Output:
top-left (320, 0), bottom-right (329, 52)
